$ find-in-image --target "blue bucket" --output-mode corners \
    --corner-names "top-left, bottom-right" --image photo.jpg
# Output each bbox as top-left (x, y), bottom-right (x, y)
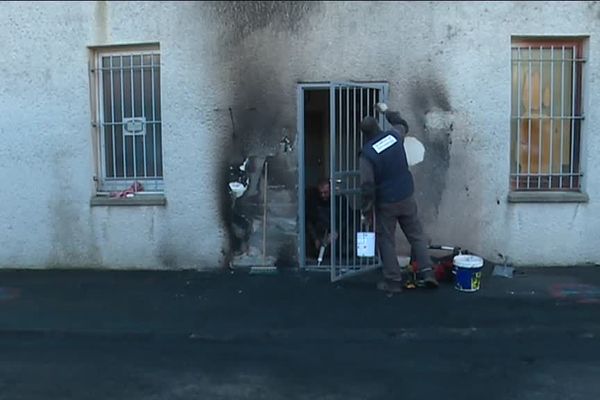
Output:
top-left (453, 255), bottom-right (484, 292)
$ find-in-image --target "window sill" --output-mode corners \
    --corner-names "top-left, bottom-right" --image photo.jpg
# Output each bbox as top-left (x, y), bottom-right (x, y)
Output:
top-left (90, 195), bottom-right (167, 207)
top-left (507, 191), bottom-right (589, 203)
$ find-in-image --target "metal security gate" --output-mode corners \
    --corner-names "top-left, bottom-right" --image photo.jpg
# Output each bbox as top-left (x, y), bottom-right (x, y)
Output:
top-left (329, 82), bottom-right (388, 282)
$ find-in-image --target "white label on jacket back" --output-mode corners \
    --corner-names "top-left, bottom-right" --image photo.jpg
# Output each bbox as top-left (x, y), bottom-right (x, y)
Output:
top-left (372, 135), bottom-right (398, 153)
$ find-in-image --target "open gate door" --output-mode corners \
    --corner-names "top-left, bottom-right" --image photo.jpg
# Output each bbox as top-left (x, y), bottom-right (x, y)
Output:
top-left (329, 82), bottom-right (388, 282)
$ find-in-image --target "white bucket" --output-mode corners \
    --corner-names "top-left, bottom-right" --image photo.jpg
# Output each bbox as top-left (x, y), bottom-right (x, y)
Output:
top-left (453, 255), bottom-right (484, 292)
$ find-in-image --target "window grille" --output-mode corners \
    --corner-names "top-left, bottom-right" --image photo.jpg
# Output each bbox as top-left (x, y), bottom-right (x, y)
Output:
top-left (94, 47), bottom-right (163, 192)
top-left (510, 39), bottom-right (584, 191)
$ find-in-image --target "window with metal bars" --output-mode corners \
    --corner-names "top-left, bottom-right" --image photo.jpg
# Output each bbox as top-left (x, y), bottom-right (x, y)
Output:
top-left (510, 38), bottom-right (584, 192)
top-left (94, 46), bottom-right (163, 192)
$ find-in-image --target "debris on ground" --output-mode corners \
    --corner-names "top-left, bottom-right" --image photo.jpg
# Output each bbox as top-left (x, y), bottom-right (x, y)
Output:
top-left (493, 264), bottom-right (515, 278)
top-left (250, 266), bottom-right (278, 274)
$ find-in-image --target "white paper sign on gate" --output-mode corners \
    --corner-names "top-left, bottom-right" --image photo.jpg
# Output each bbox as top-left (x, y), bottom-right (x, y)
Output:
top-left (356, 232), bottom-right (376, 257)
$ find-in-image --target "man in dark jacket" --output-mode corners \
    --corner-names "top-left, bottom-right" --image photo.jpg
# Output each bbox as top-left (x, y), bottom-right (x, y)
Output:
top-left (359, 107), bottom-right (438, 293)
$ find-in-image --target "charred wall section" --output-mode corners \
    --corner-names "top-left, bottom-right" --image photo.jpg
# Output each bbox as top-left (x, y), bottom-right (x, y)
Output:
top-left (202, 1), bottom-right (459, 268)
top-left (198, 1), bottom-right (600, 267)
top-left (407, 77), bottom-right (453, 219)
top-left (205, 1), bottom-right (323, 269)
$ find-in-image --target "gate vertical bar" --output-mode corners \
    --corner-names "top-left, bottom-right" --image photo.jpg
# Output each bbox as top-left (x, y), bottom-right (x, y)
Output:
top-left (559, 46), bottom-right (565, 189)
top-left (97, 55), bottom-right (107, 184)
top-left (151, 55), bottom-right (157, 178)
top-left (329, 85), bottom-right (337, 281)
top-left (297, 85), bottom-right (306, 269)
top-left (380, 84), bottom-right (388, 266)
top-left (109, 56), bottom-right (117, 179)
top-left (538, 46), bottom-right (543, 188)
top-left (352, 87), bottom-right (357, 269)
top-left (366, 88), bottom-right (371, 268)
top-left (345, 87), bottom-right (350, 267)
top-left (516, 47), bottom-right (522, 188)
top-left (372, 88), bottom-right (377, 268)
top-left (381, 83), bottom-right (389, 129)
top-left (130, 55), bottom-right (137, 179)
top-left (527, 46), bottom-right (532, 189)
top-left (338, 86), bottom-right (342, 269)
top-left (141, 57), bottom-right (147, 177)
top-left (120, 55), bottom-right (127, 177)
top-left (549, 46), bottom-right (554, 188)
top-left (359, 88), bottom-right (364, 269)
top-left (569, 45), bottom-right (576, 189)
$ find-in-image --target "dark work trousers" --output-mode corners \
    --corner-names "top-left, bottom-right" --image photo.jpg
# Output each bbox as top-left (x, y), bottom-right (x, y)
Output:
top-left (375, 196), bottom-right (431, 282)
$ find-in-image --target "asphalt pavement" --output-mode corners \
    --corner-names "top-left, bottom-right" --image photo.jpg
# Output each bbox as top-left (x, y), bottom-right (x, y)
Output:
top-left (0, 266), bottom-right (599, 400)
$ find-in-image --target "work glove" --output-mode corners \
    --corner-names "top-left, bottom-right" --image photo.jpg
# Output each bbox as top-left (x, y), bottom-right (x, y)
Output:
top-left (375, 102), bottom-right (389, 113)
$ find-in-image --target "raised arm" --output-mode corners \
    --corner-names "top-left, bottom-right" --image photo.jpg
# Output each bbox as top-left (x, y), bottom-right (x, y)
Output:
top-left (376, 103), bottom-right (409, 138)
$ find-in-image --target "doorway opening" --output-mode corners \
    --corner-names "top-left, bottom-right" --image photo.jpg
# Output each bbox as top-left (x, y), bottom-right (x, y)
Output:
top-left (302, 88), bottom-right (330, 266)
top-left (298, 82), bottom-right (388, 280)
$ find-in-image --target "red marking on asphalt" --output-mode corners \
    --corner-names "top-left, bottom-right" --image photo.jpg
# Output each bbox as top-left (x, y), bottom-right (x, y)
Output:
top-left (549, 284), bottom-right (600, 304)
